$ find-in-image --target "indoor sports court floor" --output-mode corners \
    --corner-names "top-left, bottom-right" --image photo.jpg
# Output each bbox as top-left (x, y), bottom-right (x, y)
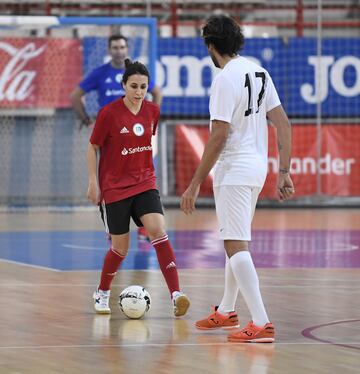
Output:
top-left (0, 208), bottom-right (359, 373)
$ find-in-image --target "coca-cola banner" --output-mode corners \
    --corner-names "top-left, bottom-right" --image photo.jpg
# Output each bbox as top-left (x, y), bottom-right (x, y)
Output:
top-left (175, 124), bottom-right (360, 198)
top-left (0, 38), bottom-right (82, 108)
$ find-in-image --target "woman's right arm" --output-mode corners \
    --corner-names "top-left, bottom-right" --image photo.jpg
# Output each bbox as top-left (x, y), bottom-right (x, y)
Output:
top-left (87, 142), bottom-right (100, 205)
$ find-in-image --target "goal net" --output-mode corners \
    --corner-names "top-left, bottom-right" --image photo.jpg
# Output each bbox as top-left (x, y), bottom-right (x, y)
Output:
top-left (156, 9), bottom-right (360, 207)
top-left (0, 16), bottom-right (157, 208)
top-left (1, 9), bottom-right (359, 209)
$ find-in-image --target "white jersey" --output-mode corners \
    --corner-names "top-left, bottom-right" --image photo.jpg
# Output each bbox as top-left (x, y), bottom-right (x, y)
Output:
top-left (209, 56), bottom-right (281, 187)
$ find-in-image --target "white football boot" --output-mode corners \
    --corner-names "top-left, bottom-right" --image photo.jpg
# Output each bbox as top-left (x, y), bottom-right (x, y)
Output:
top-left (172, 291), bottom-right (190, 317)
top-left (93, 289), bottom-right (111, 314)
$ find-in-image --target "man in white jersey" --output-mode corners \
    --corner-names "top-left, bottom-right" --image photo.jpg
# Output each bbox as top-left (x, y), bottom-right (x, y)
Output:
top-left (180, 15), bottom-right (294, 343)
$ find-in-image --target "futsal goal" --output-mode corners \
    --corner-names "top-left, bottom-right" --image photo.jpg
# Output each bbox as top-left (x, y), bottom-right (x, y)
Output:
top-left (0, 16), bottom-right (157, 208)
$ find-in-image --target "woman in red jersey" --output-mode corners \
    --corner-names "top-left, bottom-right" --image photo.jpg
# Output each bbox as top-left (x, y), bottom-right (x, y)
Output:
top-left (87, 59), bottom-right (190, 317)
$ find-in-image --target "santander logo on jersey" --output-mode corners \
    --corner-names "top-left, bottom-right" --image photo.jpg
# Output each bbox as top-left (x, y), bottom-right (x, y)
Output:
top-left (121, 146), bottom-right (152, 156)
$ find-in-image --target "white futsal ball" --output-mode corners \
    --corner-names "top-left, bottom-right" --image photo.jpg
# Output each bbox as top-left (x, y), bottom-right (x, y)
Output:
top-left (119, 285), bottom-right (151, 319)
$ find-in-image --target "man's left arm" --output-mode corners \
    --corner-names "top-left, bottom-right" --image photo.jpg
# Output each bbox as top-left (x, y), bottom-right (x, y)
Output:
top-left (267, 105), bottom-right (295, 201)
top-left (151, 85), bottom-right (163, 106)
top-left (180, 120), bottom-right (229, 214)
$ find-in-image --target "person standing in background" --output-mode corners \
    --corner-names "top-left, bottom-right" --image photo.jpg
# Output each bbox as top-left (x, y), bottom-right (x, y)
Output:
top-left (71, 34), bottom-right (162, 128)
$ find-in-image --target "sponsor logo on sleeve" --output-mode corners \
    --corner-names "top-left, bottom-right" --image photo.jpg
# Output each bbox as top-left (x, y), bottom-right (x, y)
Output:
top-left (115, 73), bottom-right (123, 83)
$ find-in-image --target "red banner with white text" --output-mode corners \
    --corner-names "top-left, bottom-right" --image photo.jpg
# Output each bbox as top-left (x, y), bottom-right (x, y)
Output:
top-left (0, 38), bottom-right (82, 109)
top-left (175, 124), bottom-right (360, 198)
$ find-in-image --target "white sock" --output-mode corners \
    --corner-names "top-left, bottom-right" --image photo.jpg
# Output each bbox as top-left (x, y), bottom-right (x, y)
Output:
top-left (229, 251), bottom-right (269, 326)
top-left (217, 255), bottom-right (238, 314)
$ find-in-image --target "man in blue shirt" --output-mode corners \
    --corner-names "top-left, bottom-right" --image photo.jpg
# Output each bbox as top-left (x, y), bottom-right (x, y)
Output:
top-left (71, 34), bottom-right (162, 128)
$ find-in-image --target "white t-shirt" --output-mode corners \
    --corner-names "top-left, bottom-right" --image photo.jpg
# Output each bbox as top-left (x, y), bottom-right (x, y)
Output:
top-left (209, 56), bottom-right (281, 187)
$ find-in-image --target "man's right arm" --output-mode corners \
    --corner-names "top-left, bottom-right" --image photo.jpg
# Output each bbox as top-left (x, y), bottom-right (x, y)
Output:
top-left (87, 142), bottom-right (100, 204)
top-left (70, 86), bottom-right (93, 127)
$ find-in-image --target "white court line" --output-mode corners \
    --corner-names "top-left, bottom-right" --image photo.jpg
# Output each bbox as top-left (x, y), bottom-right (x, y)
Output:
top-left (61, 244), bottom-right (105, 250)
top-left (0, 283), bottom-right (359, 289)
top-left (0, 341), bottom-right (359, 350)
top-left (60, 269), bottom-right (161, 274)
top-left (60, 270), bottom-right (360, 281)
top-left (261, 276), bottom-right (360, 282)
top-left (61, 243), bottom-right (359, 253)
top-left (0, 259), bottom-right (60, 272)
top-left (61, 244), bottom-right (200, 253)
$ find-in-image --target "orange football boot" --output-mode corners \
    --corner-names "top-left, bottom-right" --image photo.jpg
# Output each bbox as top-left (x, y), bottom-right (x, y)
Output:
top-left (195, 306), bottom-right (240, 330)
top-left (228, 321), bottom-right (275, 343)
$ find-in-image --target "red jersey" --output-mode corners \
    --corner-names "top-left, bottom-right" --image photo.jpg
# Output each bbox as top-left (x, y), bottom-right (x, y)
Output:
top-left (90, 98), bottom-right (160, 204)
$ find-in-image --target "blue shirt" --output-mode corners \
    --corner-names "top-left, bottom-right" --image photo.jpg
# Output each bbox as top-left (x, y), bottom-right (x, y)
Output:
top-left (79, 62), bottom-right (155, 108)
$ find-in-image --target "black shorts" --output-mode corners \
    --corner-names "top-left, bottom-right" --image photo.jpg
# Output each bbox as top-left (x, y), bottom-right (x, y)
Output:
top-left (100, 189), bottom-right (164, 235)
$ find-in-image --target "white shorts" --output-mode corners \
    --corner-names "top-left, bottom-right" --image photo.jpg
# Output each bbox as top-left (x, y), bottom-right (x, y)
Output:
top-left (214, 185), bottom-right (261, 241)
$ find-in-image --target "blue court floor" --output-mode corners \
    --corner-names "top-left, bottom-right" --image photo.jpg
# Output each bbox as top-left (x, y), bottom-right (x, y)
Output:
top-left (0, 229), bottom-right (359, 271)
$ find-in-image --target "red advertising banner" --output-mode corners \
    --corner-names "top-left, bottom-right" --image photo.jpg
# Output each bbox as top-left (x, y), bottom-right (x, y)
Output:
top-left (0, 38), bottom-right (82, 109)
top-left (175, 125), bottom-right (214, 197)
top-left (175, 124), bottom-right (360, 198)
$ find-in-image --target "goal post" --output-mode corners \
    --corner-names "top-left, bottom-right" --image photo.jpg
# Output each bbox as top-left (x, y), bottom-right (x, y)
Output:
top-left (0, 15), bottom-right (157, 80)
top-left (0, 16), bottom-right (157, 208)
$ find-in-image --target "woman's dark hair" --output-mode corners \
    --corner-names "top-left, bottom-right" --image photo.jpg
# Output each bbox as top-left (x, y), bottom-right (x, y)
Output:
top-left (122, 58), bottom-right (150, 84)
top-left (202, 15), bottom-right (244, 56)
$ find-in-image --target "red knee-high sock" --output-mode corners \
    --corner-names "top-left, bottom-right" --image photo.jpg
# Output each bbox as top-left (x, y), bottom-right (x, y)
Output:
top-left (151, 234), bottom-right (180, 295)
top-left (99, 248), bottom-right (125, 291)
